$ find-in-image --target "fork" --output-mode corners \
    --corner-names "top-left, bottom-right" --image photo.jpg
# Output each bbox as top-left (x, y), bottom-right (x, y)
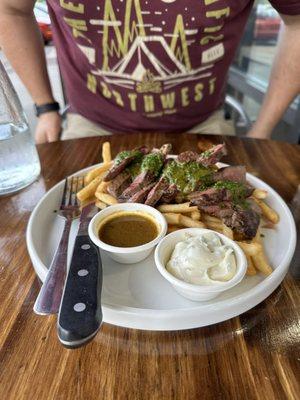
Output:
top-left (33, 176), bottom-right (83, 315)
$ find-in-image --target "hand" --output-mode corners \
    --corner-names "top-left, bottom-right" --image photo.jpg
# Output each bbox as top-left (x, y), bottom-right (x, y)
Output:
top-left (35, 112), bottom-right (62, 144)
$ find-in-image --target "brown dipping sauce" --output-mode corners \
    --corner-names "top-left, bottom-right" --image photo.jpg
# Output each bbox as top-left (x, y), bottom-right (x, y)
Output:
top-left (98, 211), bottom-right (159, 248)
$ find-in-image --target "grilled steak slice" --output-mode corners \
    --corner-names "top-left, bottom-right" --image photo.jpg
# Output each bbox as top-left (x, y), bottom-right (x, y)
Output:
top-left (145, 177), bottom-right (170, 206)
top-left (128, 183), bottom-right (155, 203)
top-left (160, 184), bottom-right (178, 204)
top-left (119, 170), bottom-right (156, 201)
top-left (104, 157), bottom-right (135, 182)
top-left (197, 143), bottom-right (227, 166)
top-left (189, 187), bottom-right (232, 206)
top-left (196, 200), bottom-right (260, 239)
top-left (222, 208), bottom-right (260, 239)
top-left (103, 147), bottom-right (148, 182)
top-left (107, 171), bottom-right (131, 198)
top-left (177, 151), bottom-right (199, 163)
top-left (198, 202), bottom-right (234, 218)
top-left (120, 147), bottom-right (168, 201)
top-left (213, 166), bottom-right (246, 183)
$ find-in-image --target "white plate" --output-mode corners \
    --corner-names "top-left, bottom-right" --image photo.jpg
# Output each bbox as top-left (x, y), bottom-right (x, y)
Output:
top-left (26, 163), bottom-right (296, 330)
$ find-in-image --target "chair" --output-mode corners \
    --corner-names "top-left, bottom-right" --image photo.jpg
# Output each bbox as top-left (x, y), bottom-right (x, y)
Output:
top-left (224, 94), bottom-right (252, 134)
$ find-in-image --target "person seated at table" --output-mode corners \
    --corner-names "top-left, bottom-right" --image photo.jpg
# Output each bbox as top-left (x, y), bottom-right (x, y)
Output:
top-left (0, 1), bottom-right (300, 143)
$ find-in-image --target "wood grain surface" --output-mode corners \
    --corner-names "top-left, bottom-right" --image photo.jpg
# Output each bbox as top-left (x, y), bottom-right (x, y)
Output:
top-left (0, 134), bottom-right (299, 400)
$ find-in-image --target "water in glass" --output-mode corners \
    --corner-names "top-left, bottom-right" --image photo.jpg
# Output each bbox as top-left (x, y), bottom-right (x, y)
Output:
top-left (0, 122), bottom-right (41, 195)
top-left (0, 60), bottom-right (41, 195)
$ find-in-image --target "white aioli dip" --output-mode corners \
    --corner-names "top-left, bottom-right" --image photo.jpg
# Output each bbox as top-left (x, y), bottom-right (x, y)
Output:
top-left (166, 232), bottom-right (236, 285)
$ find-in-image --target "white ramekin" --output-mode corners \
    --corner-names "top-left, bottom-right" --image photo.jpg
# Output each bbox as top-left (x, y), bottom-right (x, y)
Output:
top-left (88, 203), bottom-right (167, 264)
top-left (154, 228), bottom-right (247, 301)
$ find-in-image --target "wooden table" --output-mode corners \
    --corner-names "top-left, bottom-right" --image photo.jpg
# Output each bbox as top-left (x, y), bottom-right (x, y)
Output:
top-left (0, 134), bottom-right (299, 400)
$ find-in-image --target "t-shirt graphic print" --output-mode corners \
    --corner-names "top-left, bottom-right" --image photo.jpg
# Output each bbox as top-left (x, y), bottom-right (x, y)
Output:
top-left (47, 0), bottom-right (300, 132)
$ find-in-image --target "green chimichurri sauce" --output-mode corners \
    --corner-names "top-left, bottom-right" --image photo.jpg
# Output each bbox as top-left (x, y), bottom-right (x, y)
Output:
top-left (127, 162), bottom-right (141, 179)
top-left (200, 149), bottom-right (213, 158)
top-left (164, 160), bottom-right (212, 193)
top-left (141, 153), bottom-right (164, 176)
top-left (115, 150), bottom-right (141, 165)
top-left (213, 181), bottom-right (247, 203)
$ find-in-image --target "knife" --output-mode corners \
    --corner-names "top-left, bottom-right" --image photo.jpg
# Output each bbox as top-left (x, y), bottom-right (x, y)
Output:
top-left (57, 204), bottom-right (103, 348)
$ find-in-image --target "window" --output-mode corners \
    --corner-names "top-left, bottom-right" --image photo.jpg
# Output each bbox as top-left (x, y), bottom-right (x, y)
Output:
top-left (228, 0), bottom-right (300, 142)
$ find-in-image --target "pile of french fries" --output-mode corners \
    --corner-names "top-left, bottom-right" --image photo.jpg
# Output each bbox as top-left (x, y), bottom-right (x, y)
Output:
top-left (77, 142), bottom-right (280, 277)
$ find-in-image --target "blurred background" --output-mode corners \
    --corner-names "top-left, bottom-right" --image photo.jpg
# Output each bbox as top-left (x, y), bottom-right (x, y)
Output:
top-left (1, 0), bottom-right (299, 143)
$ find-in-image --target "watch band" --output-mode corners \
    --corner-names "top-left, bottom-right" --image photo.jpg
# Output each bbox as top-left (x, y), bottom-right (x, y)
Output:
top-left (35, 101), bottom-right (60, 117)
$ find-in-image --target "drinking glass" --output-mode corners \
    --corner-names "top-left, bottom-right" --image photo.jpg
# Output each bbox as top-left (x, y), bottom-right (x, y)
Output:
top-left (0, 60), bottom-right (40, 196)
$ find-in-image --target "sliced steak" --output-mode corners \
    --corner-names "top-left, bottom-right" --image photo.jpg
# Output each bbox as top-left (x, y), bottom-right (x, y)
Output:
top-left (103, 146), bottom-right (148, 182)
top-left (223, 209), bottom-right (260, 239)
top-left (128, 183), bottom-right (155, 203)
top-left (160, 184), bottom-right (178, 204)
top-left (119, 170), bottom-right (156, 201)
top-left (198, 202), bottom-right (234, 218)
top-left (213, 166), bottom-right (246, 183)
top-left (107, 171), bottom-right (132, 198)
top-left (189, 187), bottom-right (232, 206)
top-left (197, 200), bottom-right (259, 239)
top-left (145, 177), bottom-right (170, 206)
top-left (177, 151), bottom-right (199, 163)
top-left (104, 156), bottom-right (136, 182)
top-left (197, 143), bottom-right (227, 166)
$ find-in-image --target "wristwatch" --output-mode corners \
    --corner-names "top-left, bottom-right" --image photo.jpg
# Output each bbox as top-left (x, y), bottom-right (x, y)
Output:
top-left (34, 101), bottom-right (60, 117)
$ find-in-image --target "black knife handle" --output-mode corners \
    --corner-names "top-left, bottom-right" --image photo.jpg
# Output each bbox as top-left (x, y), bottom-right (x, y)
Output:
top-left (57, 235), bottom-right (102, 348)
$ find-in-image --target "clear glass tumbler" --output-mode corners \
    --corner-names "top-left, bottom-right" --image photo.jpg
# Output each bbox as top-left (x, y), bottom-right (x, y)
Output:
top-left (0, 60), bottom-right (41, 196)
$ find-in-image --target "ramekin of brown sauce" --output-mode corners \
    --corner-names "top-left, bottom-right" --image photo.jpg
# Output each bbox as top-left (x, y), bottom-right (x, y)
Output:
top-left (89, 203), bottom-right (167, 264)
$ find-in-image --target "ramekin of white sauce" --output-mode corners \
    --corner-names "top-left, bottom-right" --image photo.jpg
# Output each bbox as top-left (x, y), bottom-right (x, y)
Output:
top-left (154, 228), bottom-right (247, 301)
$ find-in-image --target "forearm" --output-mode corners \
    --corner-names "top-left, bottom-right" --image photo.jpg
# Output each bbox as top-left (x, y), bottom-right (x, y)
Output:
top-left (0, 2), bottom-right (54, 105)
top-left (249, 15), bottom-right (300, 139)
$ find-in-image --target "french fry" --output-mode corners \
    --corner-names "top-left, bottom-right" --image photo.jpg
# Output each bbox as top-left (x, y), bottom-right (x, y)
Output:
top-left (95, 200), bottom-right (107, 210)
top-left (246, 255), bottom-right (257, 276)
top-left (95, 191), bottom-right (118, 205)
top-left (96, 181), bottom-right (110, 194)
top-left (85, 161), bottom-right (113, 184)
top-left (163, 213), bottom-right (181, 225)
top-left (179, 215), bottom-right (205, 228)
top-left (80, 195), bottom-right (96, 209)
top-left (205, 221), bottom-right (223, 231)
top-left (253, 198), bottom-right (279, 224)
top-left (157, 202), bottom-right (198, 214)
top-left (202, 214), bottom-right (221, 223)
top-left (102, 141), bottom-right (111, 163)
top-left (237, 241), bottom-right (262, 257)
top-left (261, 221), bottom-right (275, 230)
top-left (222, 223), bottom-right (233, 240)
top-left (252, 251), bottom-right (272, 276)
top-left (253, 189), bottom-right (268, 199)
top-left (191, 210), bottom-right (201, 221)
top-left (77, 175), bottom-right (103, 202)
top-left (167, 225), bottom-right (181, 234)
top-left (252, 226), bottom-right (273, 276)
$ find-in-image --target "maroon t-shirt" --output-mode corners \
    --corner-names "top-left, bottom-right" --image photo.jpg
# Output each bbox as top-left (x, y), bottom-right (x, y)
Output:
top-left (47, 0), bottom-right (300, 133)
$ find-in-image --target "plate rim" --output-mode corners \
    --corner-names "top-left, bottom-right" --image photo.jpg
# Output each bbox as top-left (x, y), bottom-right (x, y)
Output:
top-left (26, 162), bottom-right (297, 329)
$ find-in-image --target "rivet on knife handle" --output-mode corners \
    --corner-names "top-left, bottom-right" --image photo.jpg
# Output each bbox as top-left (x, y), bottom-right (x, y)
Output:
top-left (57, 235), bottom-right (103, 348)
